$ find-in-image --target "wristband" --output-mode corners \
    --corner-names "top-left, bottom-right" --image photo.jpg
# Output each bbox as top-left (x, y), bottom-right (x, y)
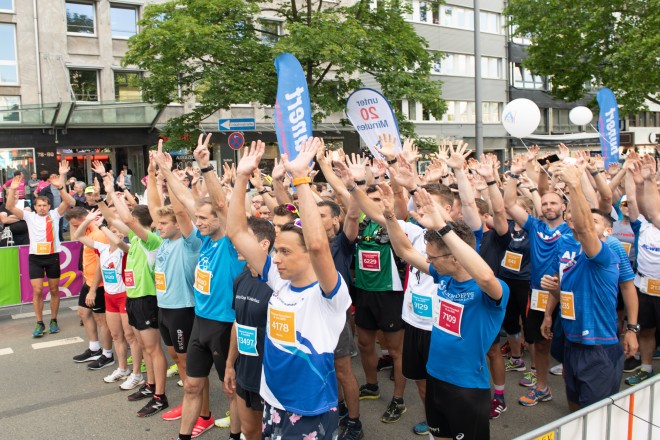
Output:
top-left (348, 184), bottom-right (358, 193)
top-left (373, 176), bottom-right (380, 180)
top-left (56, 185), bottom-right (64, 191)
top-left (530, 188), bottom-right (538, 193)
top-left (409, 186), bottom-right (419, 195)
top-left (101, 174), bottom-right (107, 178)
top-left (291, 176), bottom-right (312, 187)
top-left (441, 174), bottom-right (449, 179)
top-left (200, 165), bottom-right (215, 173)
top-left (258, 188), bottom-right (270, 195)
top-left (384, 213), bottom-right (395, 220)
top-left (435, 224), bottom-right (453, 238)
top-left (590, 170), bottom-right (599, 177)
top-left (94, 198), bottom-right (103, 204)
top-left (486, 180), bottom-right (497, 186)
top-left (354, 179), bottom-right (367, 186)
top-left (386, 157), bottom-right (398, 165)
top-left (509, 173), bottom-right (521, 179)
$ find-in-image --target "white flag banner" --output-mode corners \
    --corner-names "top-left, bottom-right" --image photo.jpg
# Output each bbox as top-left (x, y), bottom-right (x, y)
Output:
top-left (345, 88), bottom-right (402, 158)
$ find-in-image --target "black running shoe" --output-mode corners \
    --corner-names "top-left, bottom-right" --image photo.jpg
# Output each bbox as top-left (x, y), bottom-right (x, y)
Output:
top-left (377, 355), bottom-right (393, 371)
top-left (128, 383), bottom-right (154, 401)
top-left (73, 348), bottom-right (102, 363)
top-left (88, 354), bottom-right (115, 370)
top-left (137, 395), bottom-right (169, 417)
top-left (381, 399), bottom-right (407, 423)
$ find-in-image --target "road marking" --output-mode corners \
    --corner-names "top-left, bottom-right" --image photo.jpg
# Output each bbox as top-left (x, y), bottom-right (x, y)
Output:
top-left (12, 310), bottom-right (51, 320)
top-left (32, 337), bottom-right (84, 350)
top-left (0, 348), bottom-right (13, 356)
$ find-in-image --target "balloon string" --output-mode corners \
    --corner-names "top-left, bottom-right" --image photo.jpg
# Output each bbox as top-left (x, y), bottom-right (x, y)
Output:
top-left (518, 137), bottom-right (569, 201)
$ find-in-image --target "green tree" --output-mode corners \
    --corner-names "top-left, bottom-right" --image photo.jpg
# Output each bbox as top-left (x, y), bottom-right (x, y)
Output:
top-left (506, 0), bottom-right (660, 112)
top-left (122, 0), bottom-right (445, 145)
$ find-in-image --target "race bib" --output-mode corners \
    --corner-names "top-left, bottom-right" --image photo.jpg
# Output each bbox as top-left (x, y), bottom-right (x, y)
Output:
top-left (411, 292), bottom-right (433, 319)
top-left (502, 251), bottom-right (523, 272)
top-left (102, 268), bottom-right (118, 285)
top-left (236, 324), bottom-right (259, 356)
top-left (194, 267), bottom-right (211, 295)
top-left (643, 277), bottom-right (660, 296)
top-left (358, 250), bottom-right (381, 271)
top-left (530, 289), bottom-right (550, 312)
top-left (154, 271), bottom-right (167, 293)
top-left (124, 270), bottom-right (135, 288)
top-left (438, 297), bottom-right (464, 337)
top-left (268, 308), bottom-right (296, 345)
top-left (36, 242), bottom-right (51, 255)
top-left (621, 242), bottom-right (632, 256)
top-left (560, 291), bottom-right (576, 320)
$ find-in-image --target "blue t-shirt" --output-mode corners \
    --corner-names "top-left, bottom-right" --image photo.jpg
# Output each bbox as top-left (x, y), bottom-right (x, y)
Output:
top-left (523, 216), bottom-right (571, 289)
top-left (193, 231), bottom-right (246, 322)
top-left (155, 226), bottom-right (202, 309)
top-left (560, 242), bottom-right (620, 345)
top-left (473, 228), bottom-right (483, 253)
top-left (427, 264), bottom-right (509, 389)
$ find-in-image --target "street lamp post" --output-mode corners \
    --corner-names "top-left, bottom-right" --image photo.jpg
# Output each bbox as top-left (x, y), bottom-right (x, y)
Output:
top-left (474, 0), bottom-right (483, 157)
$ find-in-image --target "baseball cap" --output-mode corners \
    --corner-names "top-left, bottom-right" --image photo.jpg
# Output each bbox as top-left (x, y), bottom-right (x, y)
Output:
top-left (84, 186), bottom-right (96, 194)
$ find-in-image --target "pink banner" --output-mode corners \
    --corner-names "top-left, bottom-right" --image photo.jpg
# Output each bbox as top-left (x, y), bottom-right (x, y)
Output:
top-left (18, 241), bottom-right (84, 303)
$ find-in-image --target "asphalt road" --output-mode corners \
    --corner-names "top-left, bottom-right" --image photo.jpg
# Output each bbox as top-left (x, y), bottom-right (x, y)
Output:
top-left (0, 298), bottom-right (656, 440)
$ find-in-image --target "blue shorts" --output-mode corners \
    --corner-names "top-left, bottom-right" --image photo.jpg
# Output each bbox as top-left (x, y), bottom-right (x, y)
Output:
top-left (564, 341), bottom-right (623, 408)
top-left (262, 401), bottom-right (338, 440)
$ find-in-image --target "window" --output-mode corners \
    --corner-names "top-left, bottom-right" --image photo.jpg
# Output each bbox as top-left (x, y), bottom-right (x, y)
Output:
top-left (114, 71), bottom-right (141, 102)
top-left (0, 96), bottom-right (20, 123)
top-left (69, 69), bottom-right (99, 101)
top-left (552, 108), bottom-right (572, 132)
top-left (0, 0), bottom-right (13, 12)
top-left (510, 24), bottom-right (532, 45)
top-left (407, 100), bottom-right (418, 120)
top-left (419, 1), bottom-right (428, 22)
top-left (480, 11), bottom-right (502, 34)
top-left (435, 53), bottom-right (475, 77)
top-left (259, 19), bottom-right (281, 46)
top-left (512, 64), bottom-right (545, 89)
top-left (0, 24), bottom-right (18, 85)
top-left (481, 57), bottom-right (502, 79)
top-left (441, 101), bottom-right (502, 123)
top-left (66, 2), bottom-right (95, 35)
top-left (482, 102), bottom-right (502, 123)
top-left (440, 6), bottom-right (474, 30)
top-left (110, 5), bottom-right (137, 38)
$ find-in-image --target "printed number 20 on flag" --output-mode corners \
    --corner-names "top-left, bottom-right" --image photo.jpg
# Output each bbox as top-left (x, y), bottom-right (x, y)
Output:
top-left (346, 88), bottom-right (402, 158)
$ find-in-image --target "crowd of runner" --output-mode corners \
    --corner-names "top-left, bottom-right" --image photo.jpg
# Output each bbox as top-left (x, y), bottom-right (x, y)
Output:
top-left (2, 133), bottom-right (660, 440)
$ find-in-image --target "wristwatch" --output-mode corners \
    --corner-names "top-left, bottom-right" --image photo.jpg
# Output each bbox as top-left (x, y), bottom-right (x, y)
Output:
top-left (626, 323), bottom-right (640, 333)
top-left (435, 224), bottom-right (453, 238)
top-left (200, 164), bottom-right (215, 173)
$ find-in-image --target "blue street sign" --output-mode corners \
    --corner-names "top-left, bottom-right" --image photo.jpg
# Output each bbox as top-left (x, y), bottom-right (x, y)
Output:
top-left (218, 118), bottom-right (256, 132)
top-left (228, 132), bottom-right (245, 150)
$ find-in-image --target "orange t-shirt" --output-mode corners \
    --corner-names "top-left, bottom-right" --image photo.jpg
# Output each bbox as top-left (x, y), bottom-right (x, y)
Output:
top-left (83, 226), bottom-right (109, 287)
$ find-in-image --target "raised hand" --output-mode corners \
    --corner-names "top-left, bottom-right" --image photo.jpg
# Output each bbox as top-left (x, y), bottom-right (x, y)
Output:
top-left (445, 140), bottom-right (472, 170)
top-left (236, 141), bottom-right (265, 177)
top-left (409, 188), bottom-right (447, 231)
top-left (91, 160), bottom-right (106, 176)
top-left (469, 155), bottom-right (494, 180)
top-left (374, 133), bottom-right (398, 161)
top-left (392, 153), bottom-right (416, 189)
top-left (103, 173), bottom-right (115, 194)
top-left (377, 183), bottom-right (396, 217)
top-left (524, 145), bottom-right (540, 163)
top-left (85, 208), bottom-right (100, 223)
top-left (193, 133), bottom-right (212, 168)
top-left (425, 159), bottom-right (447, 182)
top-left (10, 175), bottom-right (21, 190)
top-left (607, 162), bottom-right (620, 175)
top-left (401, 138), bottom-right (421, 164)
top-left (510, 154), bottom-right (526, 175)
top-left (332, 159), bottom-right (356, 190)
top-left (271, 157), bottom-right (285, 182)
top-left (370, 157), bottom-right (388, 179)
top-left (640, 154), bottom-right (657, 180)
top-left (557, 143), bottom-right (570, 160)
top-left (281, 137), bottom-right (321, 178)
top-left (346, 153), bottom-right (368, 182)
top-left (553, 162), bottom-right (581, 188)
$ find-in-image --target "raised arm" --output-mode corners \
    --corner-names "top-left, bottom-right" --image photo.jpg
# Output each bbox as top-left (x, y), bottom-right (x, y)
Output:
top-left (194, 133), bottom-right (228, 223)
top-left (623, 157), bottom-right (641, 222)
top-left (640, 155), bottom-right (660, 229)
top-left (154, 151), bottom-right (197, 221)
top-left (108, 174), bottom-right (148, 242)
top-left (315, 142), bottom-right (350, 209)
top-left (333, 159), bottom-right (386, 227)
top-left (504, 156), bottom-right (530, 227)
top-left (71, 210), bottom-right (99, 249)
top-left (146, 150), bottom-right (162, 223)
top-left (56, 160), bottom-right (76, 215)
top-left (472, 155), bottom-right (508, 236)
top-left (445, 141), bottom-right (480, 230)
top-left (4, 176), bottom-right (24, 218)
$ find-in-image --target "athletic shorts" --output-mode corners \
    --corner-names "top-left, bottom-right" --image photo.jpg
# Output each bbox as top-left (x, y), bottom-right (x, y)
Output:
top-left (354, 288), bottom-right (404, 332)
top-left (28, 253), bottom-right (60, 280)
top-left (262, 401), bottom-right (338, 440)
top-left (501, 277), bottom-right (530, 335)
top-left (105, 292), bottom-right (127, 314)
top-left (78, 284), bottom-right (106, 314)
top-left (564, 341), bottom-right (623, 408)
top-left (638, 289), bottom-right (660, 330)
top-left (126, 296), bottom-right (159, 331)
top-left (426, 375), bottom-right (490, 440)
top-left (186, 316), bottom-right (232, 381)
top-left (236, 382), bottom-right (264, 412)
top-left (402, 322), bottom-right (431, 381)
top-left (159, 307), bottom-right (195, 354)
top-left (333, 317), bottom-right (352, 359)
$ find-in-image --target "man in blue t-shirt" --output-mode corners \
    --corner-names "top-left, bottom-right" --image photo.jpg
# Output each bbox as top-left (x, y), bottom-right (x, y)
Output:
top-left (539, 163), bottom-right (624, 410)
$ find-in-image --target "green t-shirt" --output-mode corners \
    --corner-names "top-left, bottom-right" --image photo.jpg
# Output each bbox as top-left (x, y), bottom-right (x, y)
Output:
top-left (353, 220), bottom-right (402, 292)
top-left (125, 230), bottom-right (162, 299)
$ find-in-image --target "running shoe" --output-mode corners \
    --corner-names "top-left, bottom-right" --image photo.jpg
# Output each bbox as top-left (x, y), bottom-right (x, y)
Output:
top-left (120, 373), bottom-right (145, 391)
top-left (500, 341), bottom-right (511, 357)
top-left (518, 370), bottom-right (537, 387)
top-left (412, 421), bottom-right (429, 435)
top-left (73, 348), bottom-right (102, 363)
top-left (137, 394), bottom-right (169, 417)
top-left (88, 354), bottom-right (115, 370)
top-left (104, 368), bottom-right (131, 383)
top-left (177, 379), bottom-right (183, 387)
top-left (127, 383), bottom-right (153, 401)
top-left (162, 404), bottom-right (183, 421)
top-left (505, 358), bottom-right (526, 372)
top-left (192, 415), bottom-right (215, 438)
top-left (519, 387), bottom-right (552, 406)
top-left (167, 363), bottom-right (179, 378)
top-left (358, 384), bottom-right (381, 400)
top-left (33, 322), bottom-right (46, 338)
top-left (623, 357), bottom-right (641, 373)
top-left (49, 319), bottom-right (60, 334)
top-left (377, 355), bottom-right (393, 371)
top-left (549, 363), bottom-right (564, 376)
top-left (214, 411), bottom-right (230, 428)
top-left (489, 398), bottom-right (507, 419)
top-left (141, 361), bottom-right (147, 373)
top-left (381, 399), bottom-right (406, 423)
top-left (625, 369), bottom-right (655, 386)
top-left (339, 419), bottom-right (364, 440)
top-left (127, 355), bottom-right (133, 365)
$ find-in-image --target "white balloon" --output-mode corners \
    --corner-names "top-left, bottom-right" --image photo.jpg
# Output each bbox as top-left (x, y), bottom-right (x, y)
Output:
top-left (569, 106), bottom-right (593, 126)
top-left (502, 99), bottom-right (541, 138)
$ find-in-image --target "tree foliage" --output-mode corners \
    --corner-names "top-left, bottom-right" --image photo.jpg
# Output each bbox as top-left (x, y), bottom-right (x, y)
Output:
top-left (122, 0), bottom-right (445, 143)
top-left (506, 0), bottom-right (660, 112)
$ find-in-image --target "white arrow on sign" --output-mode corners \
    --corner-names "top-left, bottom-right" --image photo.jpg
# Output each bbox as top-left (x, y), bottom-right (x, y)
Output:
top-left (220, 120), bottom-right (232, 130)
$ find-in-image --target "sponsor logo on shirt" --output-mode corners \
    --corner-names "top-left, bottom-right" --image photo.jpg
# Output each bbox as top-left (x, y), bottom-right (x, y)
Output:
top-left (537, 230), bottom-right (562, 242)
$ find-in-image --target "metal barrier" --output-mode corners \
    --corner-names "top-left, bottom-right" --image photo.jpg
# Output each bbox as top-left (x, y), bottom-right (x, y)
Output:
top-left (513, 374), bottom-right (660, 440)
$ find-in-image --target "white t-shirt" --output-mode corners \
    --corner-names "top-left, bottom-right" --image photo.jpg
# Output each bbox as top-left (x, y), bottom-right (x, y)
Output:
top-left (94, 242), bottom-right (127, 294)
top-left (23, 210), bottom-right (62, 255)
top-left (633, 220), bottom-right (660, 293)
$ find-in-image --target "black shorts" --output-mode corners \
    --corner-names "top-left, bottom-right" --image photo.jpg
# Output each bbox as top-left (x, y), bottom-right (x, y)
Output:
top-left (525, 304), bottom-right (558, 344)
top-left (186, 316), bottom-right (232, 381)
top-left (159, 307), bottom-right (195, 353)
top-left (354, 288), bottom-right (404, 332)
top-left (638, 289), bottom-right (660, 330)
top-left (126, 296), bottom-right (159, 331)
top-left (564, 341), bottom-right (623, 407)
top-left (426, 375), bottom-right (490, 440)
top-left (501, 277), bottom-right (530, 335)
top-left (78, 284), bottom-right (106, 314)
top-left (402, 322), bottom-right (431, 381)
top-left (28, 253), bottom-right (60, 280)
top-left (236, 382), bottom-right (264, 412)
top-left (333, 317), bottom-right (352, 359)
